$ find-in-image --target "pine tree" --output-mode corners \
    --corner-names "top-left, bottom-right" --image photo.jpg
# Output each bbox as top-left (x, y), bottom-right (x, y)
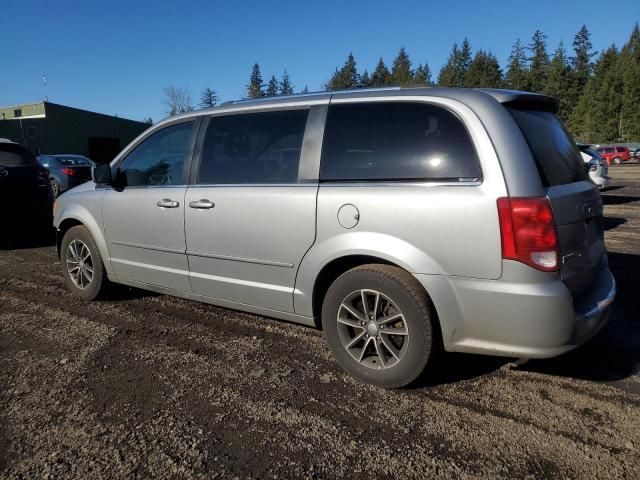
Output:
top-left (572, 25), bottom-right (595, 95)
top-left (620, 24), bottom-right (640, 141)
top-left (412, 63), bottom-right (433, 86)
top-left (505, 39), bottom-right (529, 90)
top-left (247, 63), bottom-right (264, 98)
top-left (527, 30), bottom-right (550, 93)
top-left (301, 85), bottom-right (309, 94)
top-left (463, 50), bottom-right (503, 88)
top-left (438, 39), bottom-right (472, 87)
top-left (325, 53), bottom-right (359, 90)
top-left (279, 70), bottom-right (294, 95)
top-left (199, 87), bottom-right (218, 108)
top-left (359, 70), bottom-right (371, 88)
top-left (266, 75), bottom-right (279, 97)
top-left (544, 42), bottom-right (574, 123)
top-left (391, 47), bottom-right (413, 85)
top-left (370, 58), bottom-right (391, 87)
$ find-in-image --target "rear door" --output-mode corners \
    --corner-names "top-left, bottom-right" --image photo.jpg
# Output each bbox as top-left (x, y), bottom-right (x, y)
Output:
top-left (507, 108), bottom-right (605, 296)
top-left (184, 107), bottom-right (322, 313)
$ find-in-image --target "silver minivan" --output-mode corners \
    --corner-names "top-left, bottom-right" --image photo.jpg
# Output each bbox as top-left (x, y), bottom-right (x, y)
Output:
top-left (53, 88), bottom-right (616, 387)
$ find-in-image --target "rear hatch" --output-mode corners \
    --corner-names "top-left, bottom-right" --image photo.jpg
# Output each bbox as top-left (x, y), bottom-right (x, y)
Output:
top-left (0, 144), bottom-right (47, 198)
top-left (507, 107), bottom-right (605, 296)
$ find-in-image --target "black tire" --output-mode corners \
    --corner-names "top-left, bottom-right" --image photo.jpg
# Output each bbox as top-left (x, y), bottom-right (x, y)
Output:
top-left (60, 225), bottom-right (108, 300)
top-left (321, 264), bottom-right (438, 388)
top-left (50, 179), bottom-right (60, 197)
top-left (612, 157), bottom-right (622, 165)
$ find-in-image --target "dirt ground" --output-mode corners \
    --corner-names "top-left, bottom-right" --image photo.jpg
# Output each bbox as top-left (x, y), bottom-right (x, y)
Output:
top-left (1, 167), bottom-right (639, 479)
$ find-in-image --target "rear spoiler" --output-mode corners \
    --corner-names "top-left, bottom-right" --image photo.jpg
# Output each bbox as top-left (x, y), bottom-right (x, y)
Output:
top-left (476, 89), bottom-right (559, 113)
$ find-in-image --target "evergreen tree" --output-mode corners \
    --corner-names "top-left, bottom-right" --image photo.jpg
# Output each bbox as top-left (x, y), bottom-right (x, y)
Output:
top-left (247, 63), bottom-right (264, 98)
top-left (325, 53), bottom-right (359, 90)
top-left (412, 63), bottom-right (433, 86)
top-left (527, 30), bottom-right (550, 93)
top-left (359, 70), bottom-right (371, 88)
top-left (544, 42), bottom-right (574, 123)
top-left (279, 70), bottom-right (294, 95)
top-left (301, 85), bottom-right (309, 94)
top-left (438, 39), bottom-right (472, 87)
top-left (199, 87), bottom-right (218, 108)
top-left (572, 25), bottom-right (595, 94)
top-left (463, 50), bottom-right (503, 88)
top-left (266, 75), bottom-right (279, 97)
top-left (370, 58), bottom-right (391, 87)
top-left (391, 47), bottom-right (413, 85)
top-left (505, 39), bottom-right (529, 90)
top-left (620, 23), bottom-right (640, 141)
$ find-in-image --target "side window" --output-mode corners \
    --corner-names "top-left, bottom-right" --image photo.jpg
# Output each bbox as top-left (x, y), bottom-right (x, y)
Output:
top-left (118, 121), bottom-right (194, 187)
top-left (197, 109), bottom-right (308, 184)
top-left (320, 102), bottom-right (481, 182)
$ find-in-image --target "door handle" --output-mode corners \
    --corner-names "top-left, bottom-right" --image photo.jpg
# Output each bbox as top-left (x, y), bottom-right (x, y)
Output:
top-left (156, 199), bottom-right (179, 208)
top-left (189, 199), bottom-right (215, 209)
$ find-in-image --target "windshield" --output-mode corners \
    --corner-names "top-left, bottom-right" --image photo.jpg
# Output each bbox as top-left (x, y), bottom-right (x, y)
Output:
top-left (0, 144), bottom-right (36, 167)
top-left (507, 108), bottom-right (588, 187)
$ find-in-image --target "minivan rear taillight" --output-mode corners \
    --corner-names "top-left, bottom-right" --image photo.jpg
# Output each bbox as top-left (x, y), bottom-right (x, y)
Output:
top-left (497, 197), bottom-right (559, 272)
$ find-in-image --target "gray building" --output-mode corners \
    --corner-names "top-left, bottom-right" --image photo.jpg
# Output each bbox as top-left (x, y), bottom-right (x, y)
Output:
top-left (0, 101), bottom-right (150, 163)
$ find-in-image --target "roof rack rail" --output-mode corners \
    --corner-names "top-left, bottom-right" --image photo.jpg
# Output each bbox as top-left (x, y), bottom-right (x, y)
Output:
top-left (220, 86), bottom-right (402, 106)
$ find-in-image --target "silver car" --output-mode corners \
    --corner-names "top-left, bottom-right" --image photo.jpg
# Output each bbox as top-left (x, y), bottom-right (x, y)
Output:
top-left (53, 88), bottom-right (616, 388)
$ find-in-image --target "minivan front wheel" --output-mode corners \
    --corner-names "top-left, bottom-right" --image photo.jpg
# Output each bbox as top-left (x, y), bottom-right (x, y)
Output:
top-left (60, 225), bottom-right (107, 300)
top-left (321, 264), bottom-right (437, 388)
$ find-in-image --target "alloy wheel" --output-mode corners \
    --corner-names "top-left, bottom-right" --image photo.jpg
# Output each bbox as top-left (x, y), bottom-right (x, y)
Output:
top-left (66, 239), bottom-right (94, 289)
top-left (336, 289), bottom-right (409, 369)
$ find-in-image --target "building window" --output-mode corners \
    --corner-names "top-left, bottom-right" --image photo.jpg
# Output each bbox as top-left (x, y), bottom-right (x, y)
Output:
top-left (27, 127), bottom-right (38, 138)
top-left (13, 109), bottom-right (22, 118)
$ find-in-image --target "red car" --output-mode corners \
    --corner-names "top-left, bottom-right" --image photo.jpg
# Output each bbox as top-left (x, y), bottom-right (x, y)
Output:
top-left (597, 146), bottom-right (631, 165)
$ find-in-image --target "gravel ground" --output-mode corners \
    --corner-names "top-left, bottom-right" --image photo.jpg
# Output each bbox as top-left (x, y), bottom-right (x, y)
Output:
top-left (1, 167), bottom-right (639, 479)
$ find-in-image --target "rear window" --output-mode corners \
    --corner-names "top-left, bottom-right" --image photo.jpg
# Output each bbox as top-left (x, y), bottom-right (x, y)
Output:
top-left (0, 144), bottom-right (36, 167)
top-left (320, 102), bottom-right (481, 182)
top-left (616, 147), bottom-right (626, 153)
top-left (507, 108), bottom-right (588, 187)
top-left (57, 156), bottom-right (92, 166)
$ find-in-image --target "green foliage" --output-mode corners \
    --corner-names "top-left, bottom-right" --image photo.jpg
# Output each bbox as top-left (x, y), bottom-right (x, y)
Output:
top-left (391, 47), bottom-right (413, 85)
top-left (279, 70), bottom-right (294, 95)
top-left (527, 30), bottom-right (550, 93)
top-left (370, 58), bottom-right (391, 87)
top-left (247, 63), bottom-right (264, 99)
top-left (265, 75), bottom-right (279, 97)
top-left (505, 39), bottom-right (529, 90)
top-left (572, 25), bottom-right (595, 94)
top-left (325, 53), bottom-right (360, 90)
top-left (359, 70), bottom-right (371, 88)
top-left (412, 63), bottom-right (433, 86)
top-left (438, 39), bottom-right (472, 87)
top-left (463, 50), bottom-right (503, 88)
top-left (199, 87), bottom-right (218, 108)
top-left (543, 43), bottom-right (575, 123)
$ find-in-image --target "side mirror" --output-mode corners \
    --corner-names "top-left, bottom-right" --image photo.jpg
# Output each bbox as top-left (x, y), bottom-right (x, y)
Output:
top-left (92, 163), bottom-right (113, 184)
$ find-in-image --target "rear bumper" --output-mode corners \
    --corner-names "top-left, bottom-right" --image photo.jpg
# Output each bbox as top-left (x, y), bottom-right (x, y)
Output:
top-left (416, 261), bottom-right (616, 359)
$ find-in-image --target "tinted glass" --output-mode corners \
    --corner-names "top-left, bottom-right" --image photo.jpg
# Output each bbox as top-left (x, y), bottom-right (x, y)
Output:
top-left (320, 102), bottom-right (481, 182)
top-left (57, 156), bottom-right (92, 166)
top-left (0, 144), bottom-right (36, 166)
top-left (118, 121), bottom-right (194, 187)
top-left (198, 109), bottom-right (308, 184)
top-left (507, 108), bottom-right (588, 187)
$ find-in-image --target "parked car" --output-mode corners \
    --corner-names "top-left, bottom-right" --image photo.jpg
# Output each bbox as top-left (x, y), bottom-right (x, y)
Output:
top-left (36, 154), bottom-right (94, 196)
top-left (0, 139), bottom-right (53, 236)
top-left (597, 146), bottom-right (631, 165)
top-left (578, 144), bottom-right (611, 189)
top-left (53, 88), bottom-right (616, 388)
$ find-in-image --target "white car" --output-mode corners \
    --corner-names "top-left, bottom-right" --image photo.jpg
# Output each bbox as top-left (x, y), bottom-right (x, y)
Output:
top-left (579, 144), bottom-right (611, 189)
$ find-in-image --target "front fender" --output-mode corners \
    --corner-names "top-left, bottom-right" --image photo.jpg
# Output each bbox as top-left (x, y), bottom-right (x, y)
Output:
top-left (55, 194), bottom-right (112, 277)
top-left (293, 231), bottom-right (445, 317)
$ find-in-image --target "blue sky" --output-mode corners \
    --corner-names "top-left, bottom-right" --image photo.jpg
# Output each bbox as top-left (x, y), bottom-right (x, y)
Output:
top-left (1, 0), bottom-right (638, 123)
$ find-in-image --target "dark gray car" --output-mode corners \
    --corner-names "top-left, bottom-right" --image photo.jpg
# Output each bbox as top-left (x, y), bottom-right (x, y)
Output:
top-left (37, 154), bottom-right (93, 196)
top-left (52, 87), bottom-right (616, 388)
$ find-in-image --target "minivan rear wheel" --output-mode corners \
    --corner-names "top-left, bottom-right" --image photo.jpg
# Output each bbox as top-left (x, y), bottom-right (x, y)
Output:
top-left (60, 225), bottom-right (108, 300)
top-left (612, 156), bottom-right (622, 165)
top-left (321, 264), bottom-right (437, 388)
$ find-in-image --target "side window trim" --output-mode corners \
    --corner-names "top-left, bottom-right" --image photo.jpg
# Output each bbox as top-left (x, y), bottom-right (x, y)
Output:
top-left (112, 118), bottom-right (199, 188)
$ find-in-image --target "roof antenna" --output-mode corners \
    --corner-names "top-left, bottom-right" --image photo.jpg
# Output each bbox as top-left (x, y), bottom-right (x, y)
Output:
top-left (43, 74), bottom-right (48, 101)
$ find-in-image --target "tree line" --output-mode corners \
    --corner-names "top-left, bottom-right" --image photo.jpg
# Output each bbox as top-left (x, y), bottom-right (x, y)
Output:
top-left (163, 23), bottom-right (640, 143)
